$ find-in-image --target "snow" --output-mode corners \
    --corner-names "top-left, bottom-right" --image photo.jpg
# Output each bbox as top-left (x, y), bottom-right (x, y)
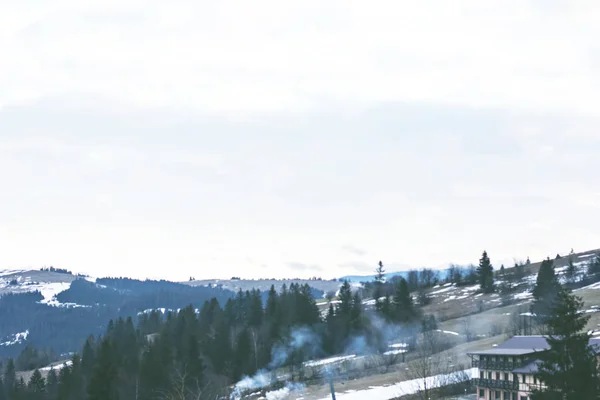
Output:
top-left (39, 361), bottom-right (73, 372)
top-left (430, 285), bottom-right (455, 295)
top-left (513, 291), bottom-right (533, 300)
top-left (265, 387), bottom-right (291, 400)
top-left (579, 254), bottom-right (596, 259)
top-left (519, 312), bottom-right (534, 317)
top-left (0, 269), bottom-right (27, 277)
top-left (443, 296), bottom-right (456, 302)
top-left (38, 282), bottom-right (73, 306)
top-left (436, 330), bottom-right (460, 336)
top-left (316, 368), bottom-right (476, 400)
top-left (388, 343), bottom-right (408, 348)
top-left (304, 355), bottom-right (356, 367)
top-left (576, 281), bottom-right (600, 291)
top-left (0, 330), bottom-right (29, 346)
top-left (383, 349), bottom-right (407, 356)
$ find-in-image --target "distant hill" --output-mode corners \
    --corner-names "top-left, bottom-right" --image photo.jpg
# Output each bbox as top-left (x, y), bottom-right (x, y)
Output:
top-left (340, 269), bottom-right (451, 283)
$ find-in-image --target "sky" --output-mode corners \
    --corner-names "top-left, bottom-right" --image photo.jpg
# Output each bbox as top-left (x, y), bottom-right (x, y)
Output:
top-left (1, 0), bottom-right (600, 281)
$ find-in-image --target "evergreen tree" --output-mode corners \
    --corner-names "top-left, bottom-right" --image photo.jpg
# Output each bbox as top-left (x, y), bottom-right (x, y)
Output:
top-left (0, 377), bottom-right (5, 400)
top-left (588, 255), bottom-right (600, 276)
top-left (46, 369), bottom-right (59, 399)
top-left (13, 377), bottom-right (26, 400)
top-left (565, 258), bottom-right (577, 284)
top-left (3, 359), bottom-right (15, 399)
top-left (392, 278), bottom-right (415, 323)
top-left (476, 251), bottom-right (494, 293)
top-left (374, 261), bottom-right (386, 311)
top-left (531, 288), bottom-right (599, 399)
top-left (336, 281), bottom-right (353, 318)
top-left (27, 369), bottom-right (46, 398)
top-left (531, 257), bottom-right (561, 330)
top-left (87, 338), bottom-right (119, 400)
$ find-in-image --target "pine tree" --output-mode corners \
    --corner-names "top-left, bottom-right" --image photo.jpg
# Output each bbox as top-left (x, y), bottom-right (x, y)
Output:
top-left (588, 255), bottom-right (600, 276)
top-left (374, 261), bottom-right (386, 311)
top-left (531, 288), bottom-right (599, 399)
top-left (27, 369), bottom-right (46, 397)
top-left (476, 251), bottom-right (494, 293)
top-left (46, 368), bottom-right (59, 399)
top-left (531, 257), bottom-right (561, 330)
top-left (336, 280), bottom-right (353, 318)
top-left (392, 278), bottom-right (415, 323)
top-left (3, 359), bottom-right (15, 399)
top-left (565, 258), bottom-right (577, 284)
top-left (87, 338), bottom-right (119, 400)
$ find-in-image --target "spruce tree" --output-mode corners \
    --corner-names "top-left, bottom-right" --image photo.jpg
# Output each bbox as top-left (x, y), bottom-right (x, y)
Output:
top-left (337, 280), bottom-right (353, 318)
top-left (531, 288), bottom-right (599, 399)
top-left (392, 278), bottom-right (415, 323)
top-left (374, 261), bottom-right (386, 311)
top-left (476, 251), bottom-right (494, 293)
top-left (87, 338), bottom-right (119, 400)
top-left (531, 257), bottom-right (561, 330)
top-left (27, 369), bottom-right (46, 397)
top-left (3, 359), bottom-right (15, 399)
top-left (46, 368), bottom-right (59, 399)
top-left (565, 258), bottom-right (577, 284)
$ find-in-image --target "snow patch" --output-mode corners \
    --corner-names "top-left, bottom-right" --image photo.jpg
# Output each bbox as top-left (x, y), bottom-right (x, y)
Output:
top-left (38, 282), bottom-right (73, 306)
top-left (0, 330), bottom-right (29, 346)
top-left (384, 349), bottom-right (407, 356)
top-left (436, 330), bottom-right (460, 336)
top-left (303, 355), bottom-right (356, 367)
top-left (316, 368), bottom-right (476, 400)
top-left (40, 360), bottom-right (73, 372)
top-left (430, 285), bottom-right (455, 295)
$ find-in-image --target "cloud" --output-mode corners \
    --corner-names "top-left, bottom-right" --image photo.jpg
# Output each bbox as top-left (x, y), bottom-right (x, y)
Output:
top-left (341, 244), bottom-right (368, 257)
top-left (1, 1), bottom-right (600, 280)
top-left (2, 1), bottom-right (600, 114)
top-left (285, 262), bottom-right (323, 273)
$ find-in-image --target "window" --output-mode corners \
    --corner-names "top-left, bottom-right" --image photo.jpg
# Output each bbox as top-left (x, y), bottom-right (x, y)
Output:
top-left (480, 371), bottom-right (484, 379)
top-left (495, 391), bottom-right (501, 399)
top-left (496, 372), bottom-right (500, 380)
top-left (512, 394), bottom-right (518, 400)
top-left (522, 374), bottom-right (526, 383)
top-left (520, 396), bottom-right (528, 400)
top-left (480, 388), bottom-right (485, 398)
top-left (503, 391), bottom-right (509, 400)
top-left (488, 371), bottom-right (492, 380)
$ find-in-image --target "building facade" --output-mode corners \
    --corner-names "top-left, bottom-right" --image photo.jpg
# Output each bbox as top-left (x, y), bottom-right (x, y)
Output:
top-left (468, 335), bottom-right (600, 400)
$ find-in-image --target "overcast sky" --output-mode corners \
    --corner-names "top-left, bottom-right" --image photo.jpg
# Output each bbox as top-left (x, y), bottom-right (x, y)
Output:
top-left (1, 0), bottom-right (599, 280)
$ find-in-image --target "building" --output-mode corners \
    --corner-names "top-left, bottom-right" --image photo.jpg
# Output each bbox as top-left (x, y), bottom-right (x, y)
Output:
top-left (468, 335), bottom-right (600, 400)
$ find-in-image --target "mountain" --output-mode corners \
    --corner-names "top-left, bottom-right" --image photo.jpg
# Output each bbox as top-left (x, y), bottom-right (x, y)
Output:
top-left (0, 271), bottom-right (234, 360)
top-left (0, 269), bottom-right (337, 361)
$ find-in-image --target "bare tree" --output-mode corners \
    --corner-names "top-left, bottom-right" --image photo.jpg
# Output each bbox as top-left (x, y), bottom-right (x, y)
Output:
top-left (460, 316), bottom-right (474, 342)
top-left (159, 367), bottom-right (220, 400)
top-left (405, 331), bottom-right (452, 400)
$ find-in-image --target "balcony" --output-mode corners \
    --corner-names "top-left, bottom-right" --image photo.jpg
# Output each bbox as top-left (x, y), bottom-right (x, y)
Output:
top-left (472, 359), bottom-right (525, 371)
top-left (473, 378), bottom-right (519, 391)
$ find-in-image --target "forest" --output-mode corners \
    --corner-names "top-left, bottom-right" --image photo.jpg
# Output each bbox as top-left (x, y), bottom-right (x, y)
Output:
top-left (2, 253), bottom-right (600, 399)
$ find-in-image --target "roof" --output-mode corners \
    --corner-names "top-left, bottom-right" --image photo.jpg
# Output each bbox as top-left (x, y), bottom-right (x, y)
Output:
top-left (512, 360), bottom-right (542, 374)
top-left (468, 336), bottom-right (600, 357)
top-left (468, 336), bottom-right (550, 356)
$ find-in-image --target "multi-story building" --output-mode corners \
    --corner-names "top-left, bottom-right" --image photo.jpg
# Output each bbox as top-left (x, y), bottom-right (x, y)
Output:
top-left (468, 335), bottom-right (600, 400)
